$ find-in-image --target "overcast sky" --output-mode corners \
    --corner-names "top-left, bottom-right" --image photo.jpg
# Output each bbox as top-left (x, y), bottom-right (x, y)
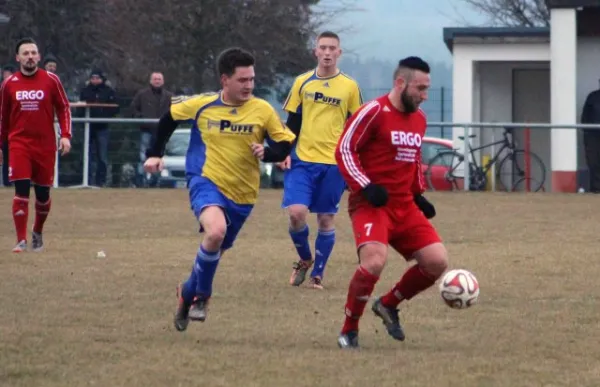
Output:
top-left (319, 0), bottom-right (487, 63)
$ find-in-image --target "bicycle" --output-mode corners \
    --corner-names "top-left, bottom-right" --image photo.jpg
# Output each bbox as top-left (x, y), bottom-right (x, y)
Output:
top-left (424, 128), bottom-right (546, 192)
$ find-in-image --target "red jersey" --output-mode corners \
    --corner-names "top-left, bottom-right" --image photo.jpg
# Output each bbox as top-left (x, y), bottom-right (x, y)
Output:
top-left (0, 69), bottom-right (71, 151)
top-left (335, 95), bottom-right (426, 210)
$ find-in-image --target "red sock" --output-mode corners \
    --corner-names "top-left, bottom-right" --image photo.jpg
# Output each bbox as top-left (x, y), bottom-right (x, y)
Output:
top-left (12, 196), bottom-right (29, 242)
top-left (380, 264), bottom-right (437, 308)
top-left (33, 199), bottom-right (51, 234)
top-left (341, 265), bottom-right (379, 334)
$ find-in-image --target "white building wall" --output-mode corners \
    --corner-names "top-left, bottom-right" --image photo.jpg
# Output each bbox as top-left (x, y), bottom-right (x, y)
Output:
top-left (451, 36), bottom-right (600, 190)
top-left (451, 43), bottom-right (550, 148)
top-left (550, 8), bottom-right (578, 181)
top-left (478, 62), bottom-right (551, 191)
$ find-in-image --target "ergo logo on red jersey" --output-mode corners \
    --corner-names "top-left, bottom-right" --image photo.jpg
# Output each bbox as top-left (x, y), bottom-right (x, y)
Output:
top-left (391, 131), bottom-right (422, 147)
top-left (16, 90), bottom-right (45, 101)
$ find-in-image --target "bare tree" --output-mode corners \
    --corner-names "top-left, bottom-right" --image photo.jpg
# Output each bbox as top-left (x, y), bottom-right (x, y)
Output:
top-left (462, 0), bottom-right (550, 27)
top-left (0, 0), bottom-right (359, 99)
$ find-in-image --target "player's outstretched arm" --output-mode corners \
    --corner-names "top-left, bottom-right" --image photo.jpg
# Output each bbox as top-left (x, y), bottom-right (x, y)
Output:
top-left (144, 111), bottom-right (179, 173)
top-left (411, 116), bottom-right (435, 218)
top-left (336, 101), bottom-right (389, 207)
top-left (261, 104), bottom-right (297, 163)
top-left (49, 73), bottom-right (72, 156)
top-left (285, 112), bottom-right (302, 137)
top-left (335, 101), bottom-right (382, 188)
top-left (262, 140), bottom-right (293, 162)
top-left (146, 111), bottom-right (179, 159)
top-left (412, 153), bottom-right (435, 218)
top-left (414, 194), bottom-right (436, 219)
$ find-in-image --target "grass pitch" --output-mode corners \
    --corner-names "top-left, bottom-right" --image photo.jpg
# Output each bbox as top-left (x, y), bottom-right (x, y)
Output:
top-left (1, 189), bottom-right (599, 387)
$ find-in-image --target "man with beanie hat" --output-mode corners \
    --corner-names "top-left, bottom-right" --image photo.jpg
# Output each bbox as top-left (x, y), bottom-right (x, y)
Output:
top-left (43, 55), bottom-right (57, 74)
top-left (2, 64), bottom-right (15, 81)
top-left (79, 69), bottom-right (119, 187)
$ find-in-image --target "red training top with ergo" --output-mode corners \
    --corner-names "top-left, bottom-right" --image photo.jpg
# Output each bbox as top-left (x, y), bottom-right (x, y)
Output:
top-left (0, 68), bottom-right (71, 151)
top-left (335, 95), bottom-right (427, 211)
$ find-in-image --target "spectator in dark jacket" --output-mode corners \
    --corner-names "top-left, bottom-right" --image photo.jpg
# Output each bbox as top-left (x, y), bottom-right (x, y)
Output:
top-left (79, 69), bottom-right (119, 187)
top-left (43, 55), bottom-right (58, 74)
top-left (131, 72), bottom-right (173, 187)
top-left (581, 83), bottom-right (600, 193)
top-left (2, 64), bottom-right (15, 82)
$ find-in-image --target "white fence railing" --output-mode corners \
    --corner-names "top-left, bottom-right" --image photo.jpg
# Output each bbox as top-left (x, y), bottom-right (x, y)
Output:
top-left (4, 118), bottom-right (600, 191)
top-left (426, 122), bottom-right (600, 191)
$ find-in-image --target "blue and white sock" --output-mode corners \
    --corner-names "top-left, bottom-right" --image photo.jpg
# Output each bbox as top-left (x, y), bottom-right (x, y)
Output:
top-left (289, 224), bottom-right (312, 261)
top-left (193, 245), bottom-right (221, 298)
top-left (311, 229), bottom-right (335, 279)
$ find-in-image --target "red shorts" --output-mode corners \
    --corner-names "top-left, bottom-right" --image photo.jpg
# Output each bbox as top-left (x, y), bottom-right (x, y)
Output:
top-left (9, 147), bottom-right (56, 186)
top-left (350, 203), bottom-right (442, 260)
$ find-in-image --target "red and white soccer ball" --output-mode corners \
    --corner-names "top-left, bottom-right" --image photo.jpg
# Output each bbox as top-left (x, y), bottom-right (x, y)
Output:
top-left (438, 269), bottom-right (480, 309)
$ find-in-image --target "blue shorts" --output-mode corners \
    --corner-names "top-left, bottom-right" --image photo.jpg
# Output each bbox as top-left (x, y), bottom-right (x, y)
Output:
top-left (282, 160), bottom-right (346, 214)
top-left (187, 175), bottom-right (253, 250)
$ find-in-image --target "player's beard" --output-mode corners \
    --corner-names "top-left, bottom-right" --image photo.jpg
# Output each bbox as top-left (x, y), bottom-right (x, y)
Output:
top-left (21, 61), bottom-right (38, 75)
top-left (401, 89), bottom-right (418, 113)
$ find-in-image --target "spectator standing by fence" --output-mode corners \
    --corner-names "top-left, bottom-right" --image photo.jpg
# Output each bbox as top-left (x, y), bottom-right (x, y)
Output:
top-left (79, 69), bottom-right (118, 187)
top-left (130, 72), bottom-right (172, 187)
top-left (582, 81), bottom-right (600, 193)
top-left (43, 55), bottom-right (57, 74)
top-left (2, 64), bottom-right (15, 81)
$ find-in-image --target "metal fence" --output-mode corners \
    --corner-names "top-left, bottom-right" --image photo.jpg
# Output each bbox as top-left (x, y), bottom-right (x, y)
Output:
top-left (426, 122), bottom-right (600, 192)
top-left (3, 117), bottom-right (599, 192)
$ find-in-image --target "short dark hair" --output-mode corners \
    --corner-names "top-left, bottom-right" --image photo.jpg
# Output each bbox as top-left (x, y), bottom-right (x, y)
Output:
top-left (317, 31), bottom-right (340, 42)
top-left (217, 47), bottom-right (255, 77)
top-left (399, 56), bottom-right (430, 73)
top-left (394, 56), bottom-right (430, 79)
top-left (15, 37), bottom-right (37, 54)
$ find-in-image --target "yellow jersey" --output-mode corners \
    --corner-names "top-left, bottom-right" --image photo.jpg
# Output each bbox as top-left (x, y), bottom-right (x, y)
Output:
top-left (170, 92), bottom-right (296, 205)
top-left (283, 69), bottom-right (362, 164)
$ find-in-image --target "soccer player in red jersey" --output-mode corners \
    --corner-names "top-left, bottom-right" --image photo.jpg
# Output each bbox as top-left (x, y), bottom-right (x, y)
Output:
top-left (334, 57), bottom-right (448, 349)
top-left (0, 37), bottom-right (72, 253)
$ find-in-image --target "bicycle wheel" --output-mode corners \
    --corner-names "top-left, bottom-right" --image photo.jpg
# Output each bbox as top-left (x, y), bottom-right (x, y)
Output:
top-left (425, 151), bottom-right (465, 191)
top-left (496, 150), bottom-right (546, 192)
top-left (511, 177), bottom-right (546, 192)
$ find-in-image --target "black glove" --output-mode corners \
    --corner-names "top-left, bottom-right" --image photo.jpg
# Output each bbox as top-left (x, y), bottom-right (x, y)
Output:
top-left (414, 194), bottom-right (436, 219)
top-left (361, 184), bottom-right (388, 207)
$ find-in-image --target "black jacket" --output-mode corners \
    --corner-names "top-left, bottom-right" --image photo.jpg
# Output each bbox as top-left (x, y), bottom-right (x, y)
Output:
top-left (581, 89), bottom-right (600, 127)
top-left (79, 82), bottom-right (119, 120)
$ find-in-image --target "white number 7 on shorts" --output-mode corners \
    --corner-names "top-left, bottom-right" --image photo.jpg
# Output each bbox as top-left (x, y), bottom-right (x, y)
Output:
top-left (364, 223), bottom-right (373, 236)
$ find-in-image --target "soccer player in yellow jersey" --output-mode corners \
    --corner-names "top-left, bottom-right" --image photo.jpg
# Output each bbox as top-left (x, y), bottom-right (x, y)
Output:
top-left (277, 31), bottom-right (363, 289)
top-left (144, 48), bottom-right (296, 331)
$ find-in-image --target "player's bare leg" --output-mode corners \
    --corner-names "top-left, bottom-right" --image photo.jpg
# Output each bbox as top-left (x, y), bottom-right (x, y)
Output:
top-left (11, 180), bottom-right (31, 253)
top-left (31, 185), bottom-right (51, 252)
top-left (338, 243), bottom-right (387, 349)
top-left (375, 243), bottom-right (448, 340)
top-left (287, 204), bottom-right (313, 286)
top-left (308, 213), bottom-right (336, 289)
